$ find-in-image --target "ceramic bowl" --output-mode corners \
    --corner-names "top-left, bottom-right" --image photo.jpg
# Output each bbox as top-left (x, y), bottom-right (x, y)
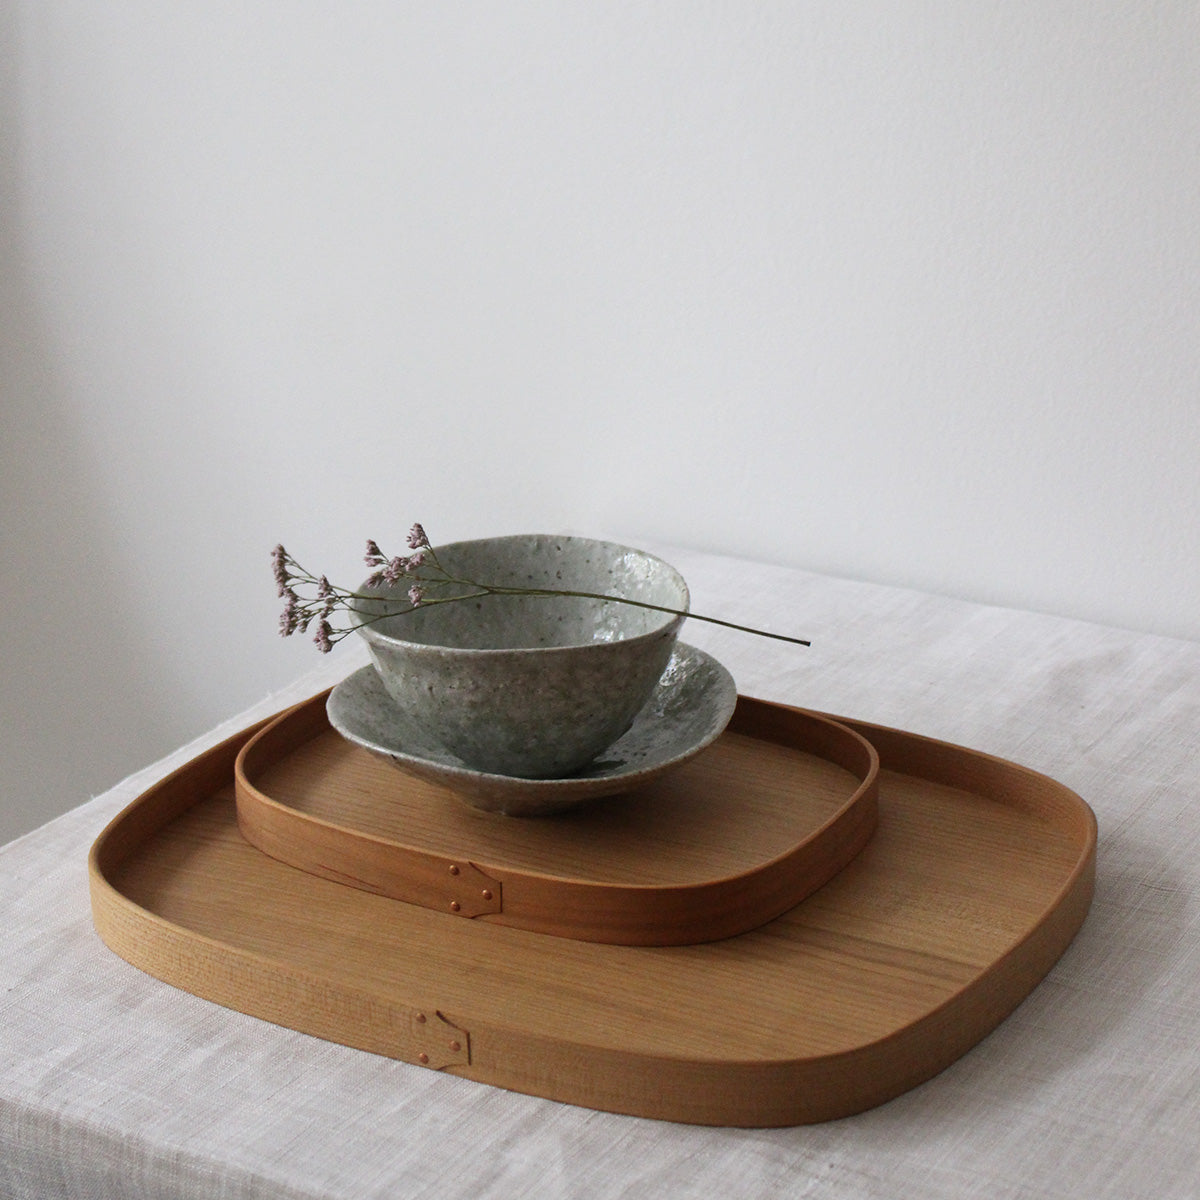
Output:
top-left (351, 535), bottom-right (689, 778)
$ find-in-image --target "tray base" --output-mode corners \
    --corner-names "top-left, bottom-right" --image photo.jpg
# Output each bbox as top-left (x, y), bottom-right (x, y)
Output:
top-left (90, 700), bottom-right (1096, 1126)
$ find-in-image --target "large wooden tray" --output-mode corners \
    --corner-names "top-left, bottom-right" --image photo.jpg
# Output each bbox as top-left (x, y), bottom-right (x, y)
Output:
top-left (234, 692), bottom-right (879, 945)
top-left (88, 697), bottom-right (1096, 1127)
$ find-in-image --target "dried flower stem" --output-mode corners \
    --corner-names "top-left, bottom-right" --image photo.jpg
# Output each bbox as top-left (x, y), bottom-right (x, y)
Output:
top-left (273, 527), bottom-right (811, 652)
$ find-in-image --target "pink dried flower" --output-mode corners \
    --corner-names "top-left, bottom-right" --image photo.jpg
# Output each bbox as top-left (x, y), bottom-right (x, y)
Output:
top-left (271, 544), bottom-right (290, 597)
top-left (278, 593), bottom-right (299, 636)
top-left (317, 576), bottom-right (336, 617)
top-left (384, 556), bottom-right (426, 584)
top-left (271, 524), bottom-right (811, 657)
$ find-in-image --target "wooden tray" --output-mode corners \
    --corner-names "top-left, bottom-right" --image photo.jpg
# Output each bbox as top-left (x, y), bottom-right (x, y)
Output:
top-left (88, 698), bottom-right (1096, 1127)
top-left (234, 692), bottom-right (880, 945)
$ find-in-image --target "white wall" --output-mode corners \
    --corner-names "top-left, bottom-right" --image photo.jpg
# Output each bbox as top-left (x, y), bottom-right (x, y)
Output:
top-left (3, 3), bottom-right (1198, 844)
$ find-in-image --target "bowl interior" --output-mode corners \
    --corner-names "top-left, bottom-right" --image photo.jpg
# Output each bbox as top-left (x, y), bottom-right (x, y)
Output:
top-left (354, 535), bottom-right (689, 651)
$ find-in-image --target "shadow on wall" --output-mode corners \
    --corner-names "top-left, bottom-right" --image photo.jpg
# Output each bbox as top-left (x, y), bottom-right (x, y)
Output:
top-left (0, 76), bottom-right (178, 845)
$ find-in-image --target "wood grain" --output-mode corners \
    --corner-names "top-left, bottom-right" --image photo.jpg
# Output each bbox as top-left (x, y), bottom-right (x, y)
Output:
top-left (89, 697), bottom-right (1096, 1127)
top-left (234, 693), bottom-right (879, 944)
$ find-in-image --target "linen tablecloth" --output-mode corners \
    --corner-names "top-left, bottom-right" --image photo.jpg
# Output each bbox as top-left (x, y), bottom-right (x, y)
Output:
top-left (2, 545), bottom-right (1197, 1199)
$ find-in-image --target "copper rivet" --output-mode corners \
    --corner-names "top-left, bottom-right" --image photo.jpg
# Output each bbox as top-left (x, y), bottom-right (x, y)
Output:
top-left (415, 1012), bottom-right (426, 1024)
top-left (450, 901), bottom-right (461, 912)
top-left (418, 1052), bottom-right (429, 1064)
top-left (449, 1041), bottom-right (461, 1053)
top-left (481, 889), bottom-right (493, 901)
top-left (449, 864), bottom-right (460, 876)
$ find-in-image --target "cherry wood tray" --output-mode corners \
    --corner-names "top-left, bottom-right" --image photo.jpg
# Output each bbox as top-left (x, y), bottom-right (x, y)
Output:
top-left (88, 697), bottom-right (1096, 1127)
top-left (233, 692), bottom-right (879, 945)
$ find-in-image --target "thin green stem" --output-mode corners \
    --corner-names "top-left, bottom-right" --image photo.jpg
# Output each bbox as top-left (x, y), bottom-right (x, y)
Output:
top-left (346, 582), bottom-right (810, 646)
top-left (484, 586), bottom-right (811, 646)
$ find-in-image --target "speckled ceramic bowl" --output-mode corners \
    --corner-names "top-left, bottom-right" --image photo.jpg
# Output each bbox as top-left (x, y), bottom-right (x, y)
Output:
top-left (351, 535), bottom-right (689, 778)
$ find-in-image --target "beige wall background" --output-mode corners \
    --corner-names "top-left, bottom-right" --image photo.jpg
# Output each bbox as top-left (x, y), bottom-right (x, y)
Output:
top-left (3, 3), bottom-right (1198, 844)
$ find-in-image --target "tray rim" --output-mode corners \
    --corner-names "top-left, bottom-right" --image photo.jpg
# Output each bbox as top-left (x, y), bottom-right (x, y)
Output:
top-left (232, 690), bottom-right (881, 945)
top-left (88, 697), bottom-right (1097, 1127)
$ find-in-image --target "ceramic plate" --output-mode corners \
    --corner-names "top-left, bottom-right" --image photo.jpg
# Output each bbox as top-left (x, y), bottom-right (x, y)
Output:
top-left (326, 643), bottom-right (738, 815)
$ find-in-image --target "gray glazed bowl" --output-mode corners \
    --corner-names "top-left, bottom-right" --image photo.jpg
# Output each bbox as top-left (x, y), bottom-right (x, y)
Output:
top-left (351, 535), bottom-right (689, 778)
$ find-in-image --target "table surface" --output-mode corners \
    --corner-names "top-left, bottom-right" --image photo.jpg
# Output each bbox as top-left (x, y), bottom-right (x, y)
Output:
top-left (3, 544), bottom-right (1198, 1199)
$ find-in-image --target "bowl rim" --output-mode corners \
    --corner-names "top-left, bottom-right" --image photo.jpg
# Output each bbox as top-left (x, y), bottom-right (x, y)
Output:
top-left (351, 533), bottom-right (690, 657)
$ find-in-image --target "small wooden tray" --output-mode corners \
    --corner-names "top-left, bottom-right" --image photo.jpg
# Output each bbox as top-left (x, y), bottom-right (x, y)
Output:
top-left (233, 693), bottom-right (880, 945)
top-left (89, 697), bottom-right (1096, 1127)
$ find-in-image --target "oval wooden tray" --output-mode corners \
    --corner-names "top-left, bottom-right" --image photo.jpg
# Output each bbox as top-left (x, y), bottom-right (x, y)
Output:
top-left (89, 697), bottom-right (1096, 1127)
top-left (233, 692), bottom-right (880, 946)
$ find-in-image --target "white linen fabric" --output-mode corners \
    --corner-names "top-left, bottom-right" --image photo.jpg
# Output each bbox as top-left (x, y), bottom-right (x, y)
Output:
top-left (2, 547), bottom-right (1198, 1199)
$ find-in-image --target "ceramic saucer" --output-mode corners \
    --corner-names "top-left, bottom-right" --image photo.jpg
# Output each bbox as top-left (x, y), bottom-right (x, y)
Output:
top-left (326, 643), bottom-right (738, 816)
